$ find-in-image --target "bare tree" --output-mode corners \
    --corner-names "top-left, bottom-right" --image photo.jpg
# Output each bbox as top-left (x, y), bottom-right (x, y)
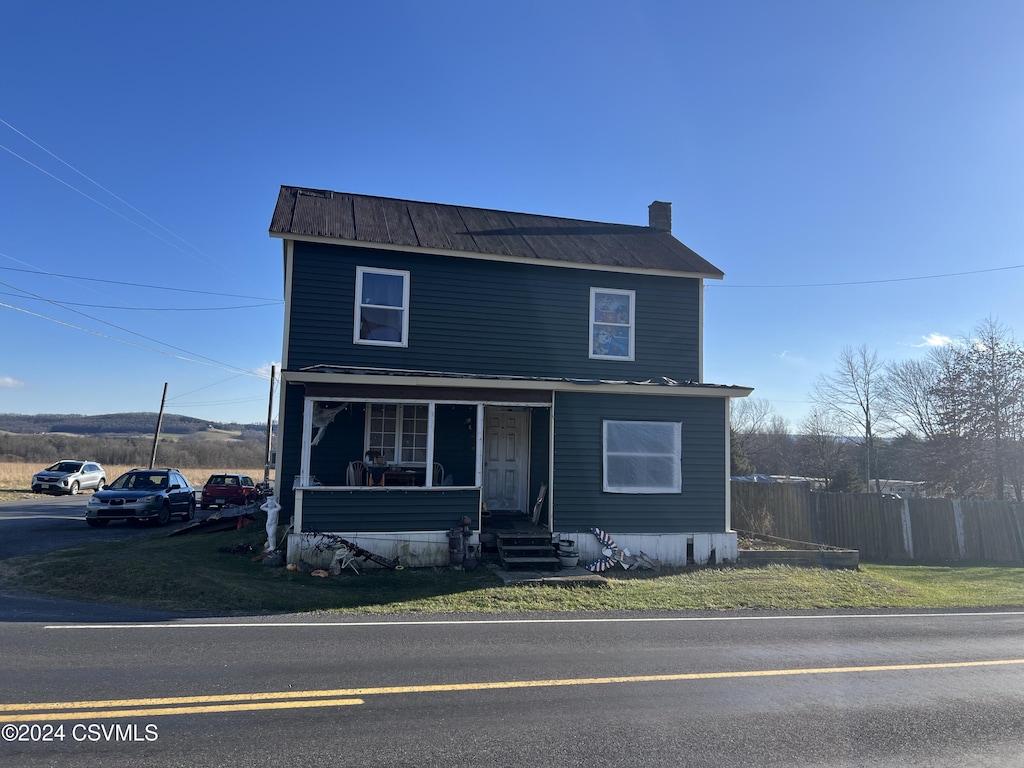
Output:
top-left (812, 345), bottom-right (887, 492)
top-left (797, 407), bottom-right (848, 489)
top-left (883, 352), bottom-right (948, 439)
top-left (731, 398), bottom-right (792, 475)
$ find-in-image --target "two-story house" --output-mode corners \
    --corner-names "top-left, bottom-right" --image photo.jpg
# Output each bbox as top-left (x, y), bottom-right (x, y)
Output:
top-left (269, 186), bottom-right (751, 568)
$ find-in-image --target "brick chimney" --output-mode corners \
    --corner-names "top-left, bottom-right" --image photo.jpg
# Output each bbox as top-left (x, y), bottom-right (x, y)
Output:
top-left (648, 201), bottom-right (672, 232)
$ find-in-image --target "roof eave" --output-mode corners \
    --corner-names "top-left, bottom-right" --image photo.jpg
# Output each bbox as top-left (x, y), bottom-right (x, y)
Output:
top-left (268, 231), bottom-right (725, 281)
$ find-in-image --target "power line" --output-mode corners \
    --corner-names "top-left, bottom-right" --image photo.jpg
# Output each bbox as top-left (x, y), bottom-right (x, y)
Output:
top-left (0, 117), bottom-right (228, 275)
top-left (1, 251), bottom-right (136, 310)
top-left (0, 283), bottom-right (268, 379)
top-left (0, 252), bottom-right (276, 387)
top-left (0, 290), bottom-right (279, 311)
top-left (171, 396), bottom-right (270, 408)
top-left (711, 262), bottom-right (1024, 289)
top-left (0, 262), bottom-right (281, 302)
top-left (0, 299), bottom-right (266, 378)
top-left (0, 142), bottom-right (222, 269)
top-left (168, 373), bottom-right (247, 401)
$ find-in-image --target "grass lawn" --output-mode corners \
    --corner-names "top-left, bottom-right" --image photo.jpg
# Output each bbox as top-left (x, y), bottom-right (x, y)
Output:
top-left (2, 521), bottom-right (1024, 615)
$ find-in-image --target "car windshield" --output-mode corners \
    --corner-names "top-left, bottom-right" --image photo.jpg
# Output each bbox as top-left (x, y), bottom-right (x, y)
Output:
top-left (207, 476), bottom-right (239, 486)
top-left (49, 462), bottom-right (83, 473)
top-left (109, 472), bottom-right (168, 490)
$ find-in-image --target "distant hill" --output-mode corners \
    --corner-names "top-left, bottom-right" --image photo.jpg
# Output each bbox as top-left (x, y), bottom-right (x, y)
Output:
top-left (0, 413), bottom-right (268, 440)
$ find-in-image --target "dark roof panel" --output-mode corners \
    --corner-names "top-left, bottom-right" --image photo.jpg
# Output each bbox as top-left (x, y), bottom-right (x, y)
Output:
top-left (270, 186), bottom-right (724, 277)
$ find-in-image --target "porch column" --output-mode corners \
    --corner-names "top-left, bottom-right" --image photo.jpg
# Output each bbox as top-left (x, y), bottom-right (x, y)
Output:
top-left (475, 403), bottom-right (484, 486)
top-left (299, 398), bottom-right (313, 486)
top-left (426, 402), bottom-right (436, 487)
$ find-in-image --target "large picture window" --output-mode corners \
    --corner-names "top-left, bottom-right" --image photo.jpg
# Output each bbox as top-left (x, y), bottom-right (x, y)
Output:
top-left (602, 420), bottom-right (681, 493)
top-left (355, 267), bottom-right (409, 346)
top-left (590, 288), bottom-right (635, 360)
top-left (366, 404), bottom-right (428, 465)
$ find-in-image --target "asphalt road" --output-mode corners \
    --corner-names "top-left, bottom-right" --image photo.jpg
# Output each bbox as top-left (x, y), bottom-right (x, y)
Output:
top-left (3, 493), bottom-right (110, 557)
top-left (2, 497), bottom-right (1024, 766)
top-left (0, 493), bottom-right (182, 560)
top-left (1, 610), bottom-right (1023, 767)
top-left (0, 494), bottom-right (207, 622)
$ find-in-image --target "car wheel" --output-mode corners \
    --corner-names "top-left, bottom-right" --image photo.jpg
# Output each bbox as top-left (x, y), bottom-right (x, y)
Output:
top-left (183, 499), bottom-right (196, 522)
top-left (200, 503), bottom-right (209, 510)
top-left (156, 503), bottom-right (172, 526)
top-left (69, 480), bottom-right (80, 495)
top-left (86, 518), bottom-right (109, 528)
top-left (95, 478), bottom-right (106, 492)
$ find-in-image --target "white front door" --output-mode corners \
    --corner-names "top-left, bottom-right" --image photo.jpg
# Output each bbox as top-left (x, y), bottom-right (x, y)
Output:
top-left (483, 408), bottom-right (529, 512)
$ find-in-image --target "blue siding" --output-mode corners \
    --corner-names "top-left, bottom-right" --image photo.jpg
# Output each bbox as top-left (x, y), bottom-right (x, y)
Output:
top-left (552, 392), bottom-right (727, 533)
top-left (279, 383), bottom-right (305, 523)
top-left (287, 242), bottom-right (701, 381)
top-left (300, 488), bottom-right (481, 532)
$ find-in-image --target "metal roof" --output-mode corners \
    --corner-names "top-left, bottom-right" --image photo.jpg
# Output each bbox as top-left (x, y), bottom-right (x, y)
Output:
top-left (292, 365), bottom-right (751, 395)
top-left (269, 186), bottom-right (724, 278)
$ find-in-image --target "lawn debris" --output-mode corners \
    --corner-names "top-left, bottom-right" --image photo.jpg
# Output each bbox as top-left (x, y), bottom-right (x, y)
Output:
top-left (169, 506), bottom-right (258, 536)
top-left (218, 542), bottom-right (257, 555)
top-left (309, 532), bottom-right (404, 570)
top-left (255, 551), bottom-right (285, 567)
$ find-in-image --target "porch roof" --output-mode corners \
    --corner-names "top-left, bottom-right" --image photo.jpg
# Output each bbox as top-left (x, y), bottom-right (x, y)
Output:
top-left (292, 365), bottom-right (753, 398)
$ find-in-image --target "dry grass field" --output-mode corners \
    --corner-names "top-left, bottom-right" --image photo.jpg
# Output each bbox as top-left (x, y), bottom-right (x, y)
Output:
top-left (0, 461), bottom-right (270, 501)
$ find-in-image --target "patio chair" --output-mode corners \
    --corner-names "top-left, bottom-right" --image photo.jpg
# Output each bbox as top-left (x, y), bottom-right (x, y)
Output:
top-left (346, 460), bottom-right (368, 487)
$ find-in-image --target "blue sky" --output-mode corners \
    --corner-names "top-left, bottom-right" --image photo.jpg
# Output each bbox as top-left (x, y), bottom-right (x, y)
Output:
top-left (2, 1), bottom-right (1023, 427)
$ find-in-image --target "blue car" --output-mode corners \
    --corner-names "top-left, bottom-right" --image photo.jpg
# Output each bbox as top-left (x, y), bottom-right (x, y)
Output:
top-left (85, 468), bottom-right (196, 527)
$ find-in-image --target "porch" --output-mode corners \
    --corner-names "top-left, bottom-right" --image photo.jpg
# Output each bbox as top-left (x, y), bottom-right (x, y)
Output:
top-left (281, 385), bottom-right (549, 566)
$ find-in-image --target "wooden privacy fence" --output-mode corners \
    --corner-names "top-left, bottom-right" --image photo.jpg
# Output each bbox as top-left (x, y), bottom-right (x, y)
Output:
top-left (731, 482), bottom-right (1024, 563)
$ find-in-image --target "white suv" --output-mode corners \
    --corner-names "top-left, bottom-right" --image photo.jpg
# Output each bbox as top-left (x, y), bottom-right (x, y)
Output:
top-left (32, 460), bottom-right (107, 495)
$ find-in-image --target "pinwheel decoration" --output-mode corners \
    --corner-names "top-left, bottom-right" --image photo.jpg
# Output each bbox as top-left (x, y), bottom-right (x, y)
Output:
top-left (586, 526), bottom-right (626, 572)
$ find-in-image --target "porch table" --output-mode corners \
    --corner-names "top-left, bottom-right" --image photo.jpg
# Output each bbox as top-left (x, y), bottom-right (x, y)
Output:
top-left (383, 469), bottom-right (425, 486)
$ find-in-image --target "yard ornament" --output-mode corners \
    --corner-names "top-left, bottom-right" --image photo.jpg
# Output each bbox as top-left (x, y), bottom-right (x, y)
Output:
top-left (261, 496), bottom-right (281, 552)
top-left (585, 526), bottom-right (658, 572)
top-left (586, 527), bottom-right (622, 572)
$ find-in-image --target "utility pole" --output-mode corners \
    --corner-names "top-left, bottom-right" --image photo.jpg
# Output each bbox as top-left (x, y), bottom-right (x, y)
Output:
top-left (149, 382), bottom-right (168, 469)
top-left (264, 365), bottom-right (276, 483)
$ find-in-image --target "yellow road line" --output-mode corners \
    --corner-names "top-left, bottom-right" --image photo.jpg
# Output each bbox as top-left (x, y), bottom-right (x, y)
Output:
top-left (3, 658), bottom-right (1022, 721)
top-left (0, 699), bottom-right (364, 723)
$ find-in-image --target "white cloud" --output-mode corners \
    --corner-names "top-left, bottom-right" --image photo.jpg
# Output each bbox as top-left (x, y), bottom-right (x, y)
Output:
top-left (916, 333), bottom-right (953, 348)
top-left (773, 350), bottom-right (806, 365)
top-left (0, 376), bottom-right (24, 388)
top-left (253, 363), bottom-right (282, 380)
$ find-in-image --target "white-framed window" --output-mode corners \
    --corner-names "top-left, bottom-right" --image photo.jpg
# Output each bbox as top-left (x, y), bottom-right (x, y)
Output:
top-left (589, 288), bottom-right (635, 360)
top-left (366, 404), bottom-right (428, 465)
top-left (602, 420), bottom-right (681, 493)
top-left (355, 267), bottom-right (410, 346)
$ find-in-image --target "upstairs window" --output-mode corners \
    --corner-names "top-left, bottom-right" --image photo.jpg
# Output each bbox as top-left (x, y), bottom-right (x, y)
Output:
top-left (602, 420), bottom-right (681, 493)
top-left (355, 267), bottom-right (409, 346)
top-left (590, 288), bottom-right (634, 360)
